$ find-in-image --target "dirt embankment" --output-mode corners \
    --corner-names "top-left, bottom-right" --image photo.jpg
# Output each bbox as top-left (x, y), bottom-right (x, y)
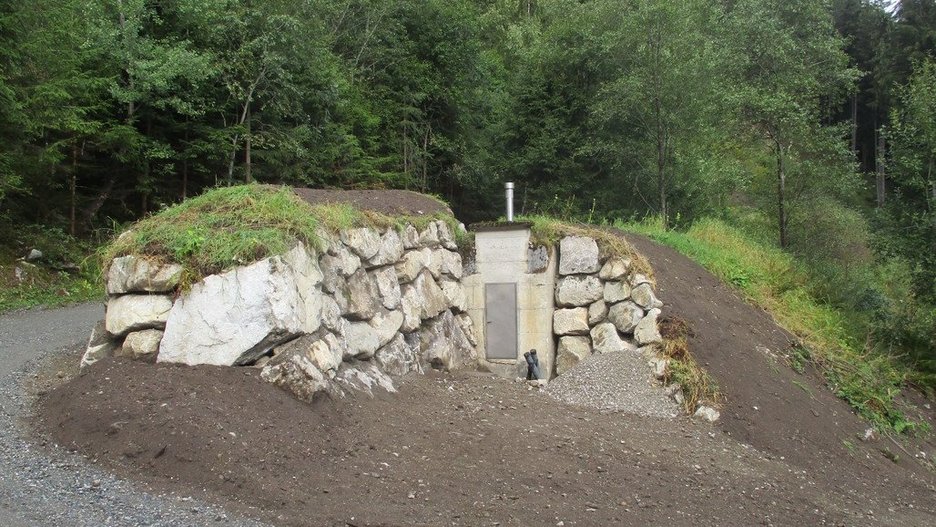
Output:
top-left (36, 233), bottom-right (936, 526)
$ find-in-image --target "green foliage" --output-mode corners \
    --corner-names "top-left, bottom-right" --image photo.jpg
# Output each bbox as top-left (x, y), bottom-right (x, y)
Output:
top-left (623, 215), bottom-right (923, 433)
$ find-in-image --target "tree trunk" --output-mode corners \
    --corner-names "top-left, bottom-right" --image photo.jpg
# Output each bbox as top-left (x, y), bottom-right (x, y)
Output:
top-left (181, 121), bottom-right (189, 200)
top-left (421, 124), bottom-right (430, 192)
top-left (70, 144), bottom-right (77, 236)
top-left (776, 141), bottom-right (787, 249)
top-left (245, 105), bottom-right (252, 183)
top-left (875, 131), bottom-right (885, 207)
top-left (850, 93), bottom-right (858, 158)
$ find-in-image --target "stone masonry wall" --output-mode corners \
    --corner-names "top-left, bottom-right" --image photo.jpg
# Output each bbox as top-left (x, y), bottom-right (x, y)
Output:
top-left (81, 219), bottom-right (478, 401)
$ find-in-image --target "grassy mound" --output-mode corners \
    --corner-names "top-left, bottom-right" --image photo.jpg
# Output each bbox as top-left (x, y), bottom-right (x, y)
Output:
top-left (623, 216), bottom-right (923, 434)
top-left (104, 185), bottom-right (456, 287)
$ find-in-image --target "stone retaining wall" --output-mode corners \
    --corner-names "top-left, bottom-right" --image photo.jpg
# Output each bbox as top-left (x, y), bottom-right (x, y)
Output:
top-left (82, 219), bottom-right (478, 401)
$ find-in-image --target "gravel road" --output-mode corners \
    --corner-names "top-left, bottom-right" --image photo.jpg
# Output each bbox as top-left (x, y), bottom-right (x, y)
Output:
top-left (0, 303), bottom-right (267, 527)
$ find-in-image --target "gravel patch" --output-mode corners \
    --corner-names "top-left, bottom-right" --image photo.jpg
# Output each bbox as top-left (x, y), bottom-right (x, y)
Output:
top-left (544, 350), bottom-right (679, 418)
top-left (0, 303), bottom-right (268, 527)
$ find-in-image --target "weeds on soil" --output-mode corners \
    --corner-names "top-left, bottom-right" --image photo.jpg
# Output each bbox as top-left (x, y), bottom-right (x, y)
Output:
top-left (658, 317), bottom-right (721, 413)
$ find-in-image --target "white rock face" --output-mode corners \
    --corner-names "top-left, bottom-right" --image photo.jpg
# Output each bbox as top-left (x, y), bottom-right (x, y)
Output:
top-left (439, 278), bottom-right (467, 313)
top-left (342, 308), bottom-right (405, 360)
top-left (555, 275), bottom-right (604, 307)
top-left (418, 222), bottom-right (441, 247)
top-left (344, 268), bottom-right (380, 320)
top-left (631, 282), bottom-right (663, 309)
top-left (632, 273), bottom-right (652, 286)
top-left (556, 336), bottom-right (591, 375)
top-left (395, 249), bottom-right (430, 283)
top-left (341, 227), bottom-right (381, 260)
top-left (432, 249), bottom-right (463, 279)
top-left (634, 308), bottom-right (663, 345)
top-left (334, 362), bottom-right (397, 396)
top-left (455, 313), bottom-right (478, 346)
top-left (402, 224), bottom-right (420, 249)
top-left (648, 356), bottom-right (668, 379)
top-left (107, 255), bottom-right (183, 294)
top-left (400, 271), bottom-right (449, 331)
top-left (367, 228), bottom-right (404, 268)
top-left (599, 257), bottom-right (630, 281)
top-left (590, 322), bottom-right (629, 354)
top-left (603, 281), bottom-right (632, 304)
top-left (119, 329), bottom-right (163, 360)
top-left (80, 320), bottom-right (118, 370)
top-left (436, 220), bottom-right (458, 250)
top-left (375, 333), bottom-right (422, 377)
top-left (320, 296), bottom-right (342, 333)
top-left (588, 300), bottom-right (608, 326)
top-left (371, 266), bottom-right (402, 310)
top-left (558, 236), bottom-right (600, 275)
top-left (105, 294), bottom-right (173, 336)
top-left (158, 244), bottom-right (323, 366)
top-left (320, 245), bottom-right (361, 286)
top-left (552, 308), bottom-right (590, 336)
top-left (419, 310), bottom-right (477, 370)
top-left (608, 301), bottom-right (644, 334)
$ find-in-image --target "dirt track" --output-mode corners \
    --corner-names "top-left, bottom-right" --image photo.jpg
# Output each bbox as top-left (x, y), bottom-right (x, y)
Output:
top-left (34, 233), bottom-right (936, 526)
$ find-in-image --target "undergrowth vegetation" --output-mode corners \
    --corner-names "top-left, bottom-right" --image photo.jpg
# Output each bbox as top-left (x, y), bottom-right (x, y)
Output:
top-left (658, 317), bottom-right (721, 413)
top-left (103, 185), bottom-right (457, 287)
top-left (623, 216), bottom-right (928, 434)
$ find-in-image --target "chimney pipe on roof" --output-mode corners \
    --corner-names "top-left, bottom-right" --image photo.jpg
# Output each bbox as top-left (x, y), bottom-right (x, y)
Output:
top-left (505, 182), bottom-right (514, 222)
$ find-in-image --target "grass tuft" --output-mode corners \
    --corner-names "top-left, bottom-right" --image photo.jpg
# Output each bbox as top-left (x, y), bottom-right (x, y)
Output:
top-left (658, 317), bottom-right (721, 413)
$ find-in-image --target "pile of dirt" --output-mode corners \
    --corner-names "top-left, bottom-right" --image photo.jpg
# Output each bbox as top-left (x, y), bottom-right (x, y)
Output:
top-left (293, 188), bottom-right (452, 217)
top-left (34, 234), bottom-right (936, 526)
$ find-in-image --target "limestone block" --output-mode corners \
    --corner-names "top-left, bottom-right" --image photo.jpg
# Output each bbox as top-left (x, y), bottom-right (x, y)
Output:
top-left (418, 222), bottom-right (441, 248)
top-left (344, 310), bottom-right (403, 359)
top-left (371, 266), bottom-right (402, 310)
top-left (436, 220), bottom-right (458, 250)
top-left (340, 227), bottom-right (381, 260)
top-left (455, 313), bottom-right (478, 346)
top-left (118, 329), bottom-right (163, 361)
top-left (316, 333), bottom-right (345, 373)
top-left (631, 283), bottom-right (663, 309)
top-left (107, 255), bottom-right (183, 294)
top-left (608, 301), bottom-right (644, 334)
top-left (395, 248), bottom-right (430, 283)
top-left (344, 268), bottom-right (380, 320)
top-left (528, 245), bottom-right (549, 273)
top-left (400, 271), bottom-right (448, 328)
top-left (552, 308), bottom-right (590, 336)
top-left (648, 357), bottom-right (668, 379)
top-left (634, 308), bottom-right (663, 345)
top-left (603, 281), bottom-right (632, 304)
top-left (631, 273), bottom-right (652, 286)
top-left (555, 275), bottom-right (604, 307)
top-left (556, 336), bottom-right (591, 375)
top-left (334, 362), bottom-right (397, 396)
top-left (158, 244), bottom-right (323, 366)
top-left (375, 333), bottom-right (423, 377)
top-left (105, 294), bottom-right (173, 336)
top-left (402, 224), bottom-right (420, 249)
top-left (559, 236), bottom-right (600, 275)
top-left (431, 249), bottom-right (463, 279)
top-left (320, 244), bottom-right (361, 282)
top-left (598, 257), bottom-right (631, 281)
top-left (588, 300), bottom-right (608, 326)
top-left (439, 278), bottom-right (468, 312)
top-left (320, 296), bottom-right (342, 333)
top-left (80, 320), bottom-right (119, 370)
top-left (418, 310), bottom-right (477, 371)
top-left (367, 228), bottom-right (404, 268)
top-left (590, 322), bottom-right (629, 354)
top-left (694, 406), bottom-right (720, 422)
top-left (261, 353), bottom-right (329, 403)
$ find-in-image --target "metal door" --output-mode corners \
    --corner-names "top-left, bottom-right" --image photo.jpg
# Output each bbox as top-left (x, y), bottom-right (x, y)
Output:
top-left (485, 283), bottom-right (517, 359)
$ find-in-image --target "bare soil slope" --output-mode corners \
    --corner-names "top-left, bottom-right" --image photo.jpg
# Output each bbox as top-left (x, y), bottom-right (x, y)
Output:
top-left (293, 188), bottom-right (452, 217)
top-left (35, 233), bottom-right (936, 526)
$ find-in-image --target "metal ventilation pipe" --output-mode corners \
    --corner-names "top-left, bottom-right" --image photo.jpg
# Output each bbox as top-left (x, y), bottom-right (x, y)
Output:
top-left (505, 182), bottom-right (515, 222)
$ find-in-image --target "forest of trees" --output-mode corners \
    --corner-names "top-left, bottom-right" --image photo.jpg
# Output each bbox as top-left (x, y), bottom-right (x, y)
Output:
top-left (0, 1), bottom-right (934, 370)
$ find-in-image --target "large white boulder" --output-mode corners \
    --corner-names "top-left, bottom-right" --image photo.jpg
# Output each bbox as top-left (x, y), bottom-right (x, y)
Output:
top-left (334, 362), bottom-right (397, 396)
top-left (375, 333), bottom-right (423, 376)
top-left (395, 248), bottom-right (430, 283)
top-left (107, 255), bottom-right (183, 294)
top-left (556, 336), bottom-right (591, 375)
top-left (261, 353), bottom-right (330, 403)
top-left (555, 275), bottom-right (604, 307)
top-left (588, 300), bottom-right (608, 326)
top-left (559, 236), bottom-right (600, 275)
top-left (598, 257), bottom-right (630, 281)
top-left (371, 266), bottom-right (402, 310)
top-left (105, 294), bottom-right (173, 336)
top-left (80, 320), bottom-right (118, 370)
top-left (158, 244), bottom-right (324, 366)
top-left (631, 283), bottom-right (663, 309)
top-left (608, 301), bottom-right (644, 334)
top-left (552, 308), bottom-right (589, 336)
top-left (439, 278), bottom-right (468, 312)
top-left (340, 227), bottom-right (381, 260)
top-left (431, 249), bottom-right (463, 279)
top-left (635, 308), bottom-right (663, 345)
top-left (400, 271), bottom-right (449, 331)
top-left (344, 268), bottom-right (380, 320)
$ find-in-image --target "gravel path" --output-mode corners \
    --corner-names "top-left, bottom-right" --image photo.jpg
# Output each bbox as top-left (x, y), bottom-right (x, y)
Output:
top-left (544, 350), bottom-right (679, 418)
top-left (0, 303), bottom-right (268, 527)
